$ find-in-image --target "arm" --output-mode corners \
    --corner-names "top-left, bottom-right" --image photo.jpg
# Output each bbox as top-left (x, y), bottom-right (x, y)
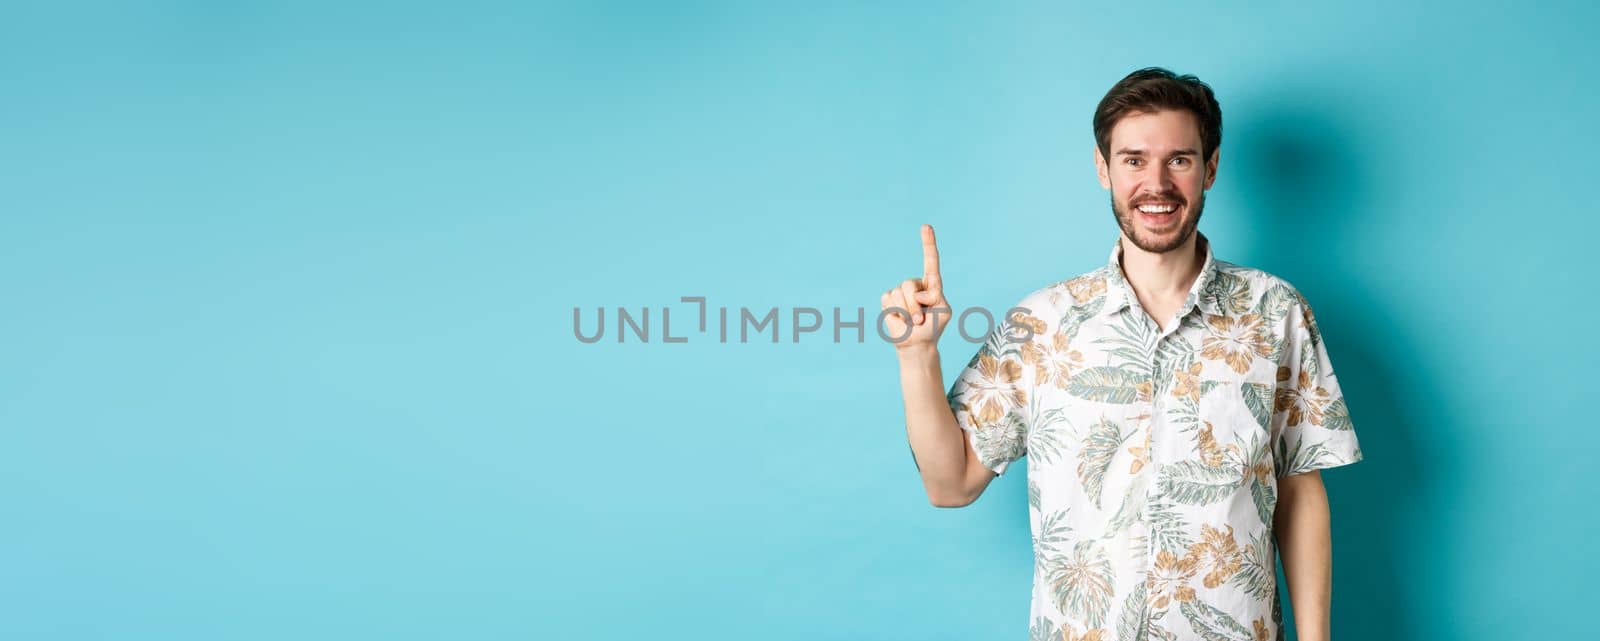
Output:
top-left (898, 344), bottom-right (996, 507)
top-left (882, 224), bottom-right (996, 508)
top-left (1274, 469), bottom-right (1332, 641)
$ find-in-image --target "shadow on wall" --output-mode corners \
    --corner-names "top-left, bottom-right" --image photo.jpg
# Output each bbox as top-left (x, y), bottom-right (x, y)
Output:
top-left (1231, 100), bottom-right (1445, 641)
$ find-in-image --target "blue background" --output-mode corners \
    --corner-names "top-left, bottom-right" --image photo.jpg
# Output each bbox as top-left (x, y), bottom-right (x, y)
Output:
top-left (3, 1), bottom-right (1595, 639)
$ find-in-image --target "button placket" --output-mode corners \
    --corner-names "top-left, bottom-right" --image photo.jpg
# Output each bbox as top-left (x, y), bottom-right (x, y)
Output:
top-left (1137, 330), bottom-right (1165, 635)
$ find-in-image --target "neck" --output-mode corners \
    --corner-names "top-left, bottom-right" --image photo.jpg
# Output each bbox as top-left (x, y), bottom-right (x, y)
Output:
top-left (1118, 232), bottom-right (1205, 303)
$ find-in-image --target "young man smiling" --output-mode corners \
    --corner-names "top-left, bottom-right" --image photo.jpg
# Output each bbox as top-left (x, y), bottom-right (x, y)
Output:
top-left (882, 68), bottom-right (1363, 641)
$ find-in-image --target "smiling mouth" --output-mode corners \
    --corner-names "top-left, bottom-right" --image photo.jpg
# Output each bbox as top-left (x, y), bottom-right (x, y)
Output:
top-left (1134, 201), bottom-right (1183, 226)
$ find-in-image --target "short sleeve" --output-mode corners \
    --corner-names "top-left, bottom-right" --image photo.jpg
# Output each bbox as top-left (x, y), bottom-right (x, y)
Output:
top-left (945, 317), bottom-right (1035, 477)
top-left (1272, 297), bottom-right (1363, 479)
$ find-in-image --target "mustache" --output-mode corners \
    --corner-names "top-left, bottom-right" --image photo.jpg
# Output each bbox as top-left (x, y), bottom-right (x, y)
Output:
top-left (1130, 193), bottom-right (1186, 207)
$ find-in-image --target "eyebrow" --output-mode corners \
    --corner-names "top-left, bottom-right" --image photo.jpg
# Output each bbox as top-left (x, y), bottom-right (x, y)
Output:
top-left (1114, 147), bottom-right (1200, 157)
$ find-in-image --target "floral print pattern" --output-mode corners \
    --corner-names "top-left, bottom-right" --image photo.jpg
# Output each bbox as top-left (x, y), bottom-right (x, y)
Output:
top-left (947, 232), bottom-right (1363, 640)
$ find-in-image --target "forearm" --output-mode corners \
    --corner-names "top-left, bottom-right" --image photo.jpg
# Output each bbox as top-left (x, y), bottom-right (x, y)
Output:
top-left (897, 345), bottom-right (967, 502)
top-left (1274, 472), bottom-right (1333, 641)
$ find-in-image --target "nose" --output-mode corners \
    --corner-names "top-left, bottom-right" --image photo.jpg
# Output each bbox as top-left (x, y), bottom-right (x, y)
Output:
top-left (1153, 162), bottom-right (1177, 191)
top-left (1137, 169), bottom-right (1178, 204)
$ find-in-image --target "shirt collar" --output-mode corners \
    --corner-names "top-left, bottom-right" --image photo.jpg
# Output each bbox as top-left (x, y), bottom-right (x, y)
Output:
top-left (1101, 231), bottom-right (1221, 319)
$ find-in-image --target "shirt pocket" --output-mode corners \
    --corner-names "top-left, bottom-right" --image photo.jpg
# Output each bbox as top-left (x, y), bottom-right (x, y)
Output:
top-left (1193, 377), bottom-right (1276, 478)
top-left (1192, 374), bottom-right (1282, 528)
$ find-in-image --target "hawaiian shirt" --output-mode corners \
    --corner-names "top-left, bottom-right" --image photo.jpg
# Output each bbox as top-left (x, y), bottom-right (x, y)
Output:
top-left (946, 232), bottom-right (1363, 641)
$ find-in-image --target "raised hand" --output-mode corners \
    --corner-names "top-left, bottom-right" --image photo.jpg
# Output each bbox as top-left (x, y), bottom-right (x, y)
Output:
top-left (880, 224), bottom-right (952, 352)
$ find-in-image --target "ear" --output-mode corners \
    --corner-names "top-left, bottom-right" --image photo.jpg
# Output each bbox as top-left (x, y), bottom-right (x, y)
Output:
top-left (1094, 146), bottom-right (1111, 190)
top-left (1203, 148), bottom-right (1220, 190)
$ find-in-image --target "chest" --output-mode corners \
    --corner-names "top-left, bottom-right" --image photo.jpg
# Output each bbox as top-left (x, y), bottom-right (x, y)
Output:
top-left (1021, 308), bottom-right (1288, 485)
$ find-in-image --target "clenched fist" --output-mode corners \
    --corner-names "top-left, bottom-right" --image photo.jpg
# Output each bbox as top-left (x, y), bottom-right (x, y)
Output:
top-left (880, 224), bottom-right (952, 352)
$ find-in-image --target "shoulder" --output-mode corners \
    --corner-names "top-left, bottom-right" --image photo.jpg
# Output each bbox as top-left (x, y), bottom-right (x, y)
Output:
top-left (1212, 260), bottom-right (1322, 342)
top-left (988, 265), bottom-right (1114, 345)
top-left (1025, 265), bottom-right (1117, 316)
top-left (1209, 261), bottom-right (1309, 311)
top-left (1000, 265), bottom-right (1110, 322)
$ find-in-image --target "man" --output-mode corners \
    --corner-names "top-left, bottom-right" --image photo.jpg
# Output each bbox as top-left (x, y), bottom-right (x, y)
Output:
top-left (881, 67), bottom-right (1363, 641)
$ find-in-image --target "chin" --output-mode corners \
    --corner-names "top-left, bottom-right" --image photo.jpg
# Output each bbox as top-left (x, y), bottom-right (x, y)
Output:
top-left (1129, 224), bottom-right (1193, 253)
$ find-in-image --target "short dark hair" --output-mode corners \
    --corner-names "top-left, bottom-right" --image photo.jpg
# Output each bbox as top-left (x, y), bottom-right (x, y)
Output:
top-left (1093, 67), bottom-right (1222, 162)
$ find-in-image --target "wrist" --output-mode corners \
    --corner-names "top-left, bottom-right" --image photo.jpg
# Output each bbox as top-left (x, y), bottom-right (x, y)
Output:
top-left (896, 343), bottom-right (940, 365)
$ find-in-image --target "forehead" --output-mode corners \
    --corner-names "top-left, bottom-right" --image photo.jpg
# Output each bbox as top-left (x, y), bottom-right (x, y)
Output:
top-left (1108, 109), bottom-right (1202, 152)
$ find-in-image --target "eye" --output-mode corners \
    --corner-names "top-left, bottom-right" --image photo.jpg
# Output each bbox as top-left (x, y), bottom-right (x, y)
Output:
top-left (1170, 157), bottom-right (1190, 167)
top-left (1125, 158), bottom-right (1142, 167)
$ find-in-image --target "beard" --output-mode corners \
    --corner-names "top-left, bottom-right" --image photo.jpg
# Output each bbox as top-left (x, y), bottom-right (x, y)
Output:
top-left (1110, 188), bottom-right (1205, 254)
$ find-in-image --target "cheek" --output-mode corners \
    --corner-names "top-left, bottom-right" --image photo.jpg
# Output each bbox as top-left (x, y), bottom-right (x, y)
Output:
top-left (1106, 173), bottom-right (1134, 195)
top-left (1185, 177), bottom-right (1209, 199)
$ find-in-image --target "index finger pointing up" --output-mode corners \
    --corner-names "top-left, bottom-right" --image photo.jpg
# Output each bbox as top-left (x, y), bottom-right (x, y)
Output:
top-left (921, 223), bottom-right (941, 290)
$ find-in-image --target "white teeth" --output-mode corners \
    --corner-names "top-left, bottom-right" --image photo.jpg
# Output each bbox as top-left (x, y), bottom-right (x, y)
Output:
top-left (1138, 204), bottom-right (1176, 213)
